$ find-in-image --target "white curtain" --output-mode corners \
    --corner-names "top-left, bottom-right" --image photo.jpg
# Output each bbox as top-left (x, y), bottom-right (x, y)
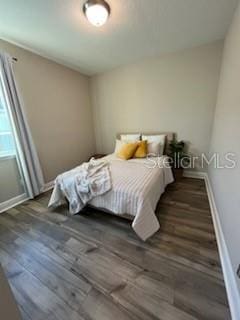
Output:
top-left (0, 52), bottom-right (44, 197)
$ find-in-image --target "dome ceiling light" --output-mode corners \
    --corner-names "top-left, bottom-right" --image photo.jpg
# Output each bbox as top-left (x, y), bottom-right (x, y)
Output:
top-left (83, 0), bottom-right (111, 27)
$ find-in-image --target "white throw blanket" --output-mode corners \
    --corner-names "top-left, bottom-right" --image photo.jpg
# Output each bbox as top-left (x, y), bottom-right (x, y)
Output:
top-left (48, 158), bottom-right (112, 214)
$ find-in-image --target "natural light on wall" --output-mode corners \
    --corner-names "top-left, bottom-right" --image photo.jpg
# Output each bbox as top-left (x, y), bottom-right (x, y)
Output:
top-left (83, 0), bottom-right (110, 27)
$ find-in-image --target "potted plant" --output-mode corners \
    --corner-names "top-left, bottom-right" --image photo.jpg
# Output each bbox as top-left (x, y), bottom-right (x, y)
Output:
top-left (168, 139), bottom-right (190, 180)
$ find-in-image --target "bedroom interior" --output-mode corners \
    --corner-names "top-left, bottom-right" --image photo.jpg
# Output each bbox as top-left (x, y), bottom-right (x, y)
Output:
top-left (0, 0), bottom-right (240, 320)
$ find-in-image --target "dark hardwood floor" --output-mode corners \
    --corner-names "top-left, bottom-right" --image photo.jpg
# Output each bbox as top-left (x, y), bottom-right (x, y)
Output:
top-left (0, 178), bottom-right (231, 320)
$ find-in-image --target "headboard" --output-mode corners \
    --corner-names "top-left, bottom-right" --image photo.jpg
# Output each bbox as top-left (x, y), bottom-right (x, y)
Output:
top-left (116, 132), bottom-right (176, 154)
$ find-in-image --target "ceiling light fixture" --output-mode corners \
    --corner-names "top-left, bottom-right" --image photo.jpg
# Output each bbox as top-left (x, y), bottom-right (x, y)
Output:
top-left (83, 0), bottom-right (110, 27)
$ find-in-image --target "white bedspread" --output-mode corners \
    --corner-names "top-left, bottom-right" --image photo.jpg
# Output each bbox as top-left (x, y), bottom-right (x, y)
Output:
top-left (49, 154), bottom-right (174, 241)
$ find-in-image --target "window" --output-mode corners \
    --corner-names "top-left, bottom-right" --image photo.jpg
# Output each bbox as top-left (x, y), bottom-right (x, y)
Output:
top-left (0, 92), bottom-right (15, 157)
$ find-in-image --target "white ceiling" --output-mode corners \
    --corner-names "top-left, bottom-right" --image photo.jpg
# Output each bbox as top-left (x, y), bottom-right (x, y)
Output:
top-left (0, 0), bottom-right (238, 75)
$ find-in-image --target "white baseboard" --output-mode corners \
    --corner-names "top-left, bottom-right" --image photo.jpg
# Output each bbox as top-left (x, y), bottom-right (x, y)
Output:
top-left (0, 193), bottom-right (29, 213)
top-left (183, 170), bottom-right (206, 179)
top-left (204, 174), bottom-right (240, 320)
top-left (41, 181), bottom-right (54, 193)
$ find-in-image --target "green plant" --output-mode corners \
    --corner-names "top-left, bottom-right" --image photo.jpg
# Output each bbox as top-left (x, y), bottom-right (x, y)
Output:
top-left (168, 139), bottom-right (190, 169)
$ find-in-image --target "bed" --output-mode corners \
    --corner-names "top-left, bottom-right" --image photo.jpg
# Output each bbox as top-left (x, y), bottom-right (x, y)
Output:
top-left (49, 133), bottom-right (174, 241)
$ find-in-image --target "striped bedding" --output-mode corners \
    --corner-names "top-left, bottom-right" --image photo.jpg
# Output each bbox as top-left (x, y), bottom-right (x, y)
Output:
top-left (49, 154), bottom-right (174, 241)
top-left (89, 154), bottom-right (174, 240)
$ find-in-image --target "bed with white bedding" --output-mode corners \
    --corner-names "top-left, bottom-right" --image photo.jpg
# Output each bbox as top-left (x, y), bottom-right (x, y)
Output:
top-left (49, 153), bottom-right (174, 241)
top-left (89, 154), bottom-right (173, 240)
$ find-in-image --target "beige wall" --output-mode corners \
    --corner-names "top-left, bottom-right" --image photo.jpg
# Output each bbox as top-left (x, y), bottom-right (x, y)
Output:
top-left (0, 39), bottom-right (95, 183)
top-left (209, 3), bottom-right (240, 294)
top-left (91, 41), bottom-right (223, 171)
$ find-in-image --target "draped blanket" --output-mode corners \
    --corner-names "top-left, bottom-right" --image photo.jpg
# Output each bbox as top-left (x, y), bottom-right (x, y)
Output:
top-left (48, 159), bottom-right (112, 214)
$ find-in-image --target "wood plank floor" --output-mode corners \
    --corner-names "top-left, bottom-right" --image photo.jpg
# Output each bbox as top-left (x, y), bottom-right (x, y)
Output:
top-left (0, 178), bottom-right (231, 320)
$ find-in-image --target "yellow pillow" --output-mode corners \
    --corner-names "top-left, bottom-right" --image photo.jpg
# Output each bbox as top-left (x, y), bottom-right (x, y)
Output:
top-left (117, 142), bottom-right (139, 160)
top-left (134, 140), bottom-right (148, 158)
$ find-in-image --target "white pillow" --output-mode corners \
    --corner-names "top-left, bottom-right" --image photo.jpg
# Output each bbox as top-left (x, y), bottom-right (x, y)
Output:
top-left (147, 141), bottom-right (161, 156)
top-left (114, 139), bottom-right (125, 153)
top-left (142, 135), bottom-right (166, 156)
top-left (120, 134), bottom-right (140, 142)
